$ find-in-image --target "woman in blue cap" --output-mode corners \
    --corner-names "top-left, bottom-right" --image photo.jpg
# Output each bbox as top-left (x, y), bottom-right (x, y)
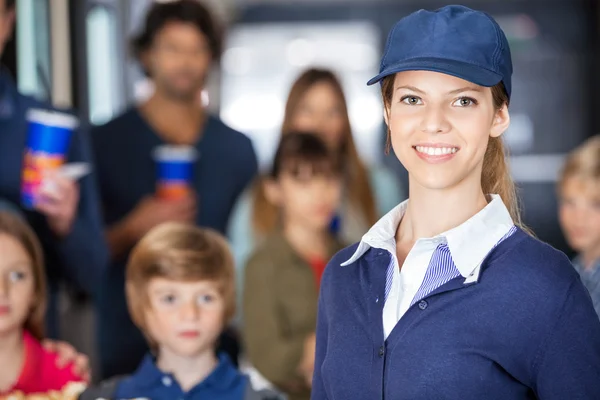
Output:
top-left (311, 5), bottom-right (600, 400)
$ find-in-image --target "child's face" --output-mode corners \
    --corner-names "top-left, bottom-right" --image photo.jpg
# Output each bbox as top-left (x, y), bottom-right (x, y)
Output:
top-left (144, 278), bottom-right (225, 358)
top-left (0, 233), bottom-right (35, 336)
top-left (385, 70), bottom-right (509, 193)
top-left (559, 178), bottom-right (600, 255)
top-left (271, 168), bottom-right (342, 231)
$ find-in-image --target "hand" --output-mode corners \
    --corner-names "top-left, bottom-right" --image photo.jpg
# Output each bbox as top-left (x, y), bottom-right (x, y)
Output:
top-left (298, 333), bottom-right (316, 388)
top-left (42, 340), bottom-right (91, 382)
top-left (124, 193), bottom-right (197, 241)
top-left (35, 170), bottom-right (80, 238)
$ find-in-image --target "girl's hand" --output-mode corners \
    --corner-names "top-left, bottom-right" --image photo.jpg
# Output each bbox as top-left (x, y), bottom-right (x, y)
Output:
top-left (42, 340), bottom-right (91, 382)
top-left (298, 333), bottom-right (316, 387)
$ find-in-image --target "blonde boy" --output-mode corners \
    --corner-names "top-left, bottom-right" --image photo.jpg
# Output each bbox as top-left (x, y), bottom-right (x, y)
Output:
top-left (558, 135), bottom-right (600, 317)
top-left (80, 223), bottom-right (284, 400)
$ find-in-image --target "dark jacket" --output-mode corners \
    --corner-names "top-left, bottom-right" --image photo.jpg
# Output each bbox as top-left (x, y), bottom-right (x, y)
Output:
top-left (0, 68), bottom-right (108, 335)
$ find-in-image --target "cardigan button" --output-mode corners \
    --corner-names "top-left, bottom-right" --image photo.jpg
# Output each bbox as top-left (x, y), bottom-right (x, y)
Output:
top-left (378, 346), bottom-right (385, 357)
top-left (418, 300), bottom-right (428, 310)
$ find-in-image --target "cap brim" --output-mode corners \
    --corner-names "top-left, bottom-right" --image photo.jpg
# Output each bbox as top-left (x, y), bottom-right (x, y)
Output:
top-left (367, 57), bottom-right (503, 87)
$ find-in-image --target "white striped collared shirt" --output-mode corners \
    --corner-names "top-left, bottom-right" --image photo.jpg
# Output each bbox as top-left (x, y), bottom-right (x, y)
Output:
top-left (341, 194), bottom-right (517, 339)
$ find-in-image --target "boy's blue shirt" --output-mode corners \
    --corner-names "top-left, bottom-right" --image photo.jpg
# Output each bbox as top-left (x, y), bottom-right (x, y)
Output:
top-left (115, 352), bottom-right (247, 400)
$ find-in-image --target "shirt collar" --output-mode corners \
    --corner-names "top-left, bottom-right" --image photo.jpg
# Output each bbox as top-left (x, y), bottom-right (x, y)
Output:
top-left (202, 353), bottom-right (243, 390)
top-left (133, 352), bottom-right (242, 391)
top-left (341, 194), bottom-right (515, 278)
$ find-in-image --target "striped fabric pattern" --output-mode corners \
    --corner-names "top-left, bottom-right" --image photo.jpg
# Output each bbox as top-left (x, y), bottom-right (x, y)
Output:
top-left (384, 256), bottom-right (395, 301)
top-left (410, 243), bottom-right (460, 306)
top-left (383, 225), bottom-right (518, 305)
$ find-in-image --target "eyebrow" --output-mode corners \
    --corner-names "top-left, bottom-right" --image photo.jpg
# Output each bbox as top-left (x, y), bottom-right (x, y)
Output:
top-left (447, 86), bottom-right (484, 95)
top-left (2, 261), bottom-right (31, 269)
top-left (396, 85), bottom-right (426, 94)
top-left (395, 85), bottom-right (483, 95)
top-left (151, 288), bottom-right (175, 294)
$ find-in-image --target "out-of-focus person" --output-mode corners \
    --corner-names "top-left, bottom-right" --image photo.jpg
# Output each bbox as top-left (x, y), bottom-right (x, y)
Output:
top-left (0, 0), bottom-right (108, 338)
top-left (558, 135), bottom-right (600, 318)
top-left (243, 132), bottom-right (345, 400)
top-left (228, 68), bottom-right (404, 319)
top-left (79, 223), bottom-right (284, 400)
top-left (0, 211), bottom-right (87, 398)
top-left (92, 0), bottom-right (257, 378)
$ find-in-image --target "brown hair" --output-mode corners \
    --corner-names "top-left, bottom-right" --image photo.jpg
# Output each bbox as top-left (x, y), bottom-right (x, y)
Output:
top-left (269, 131), bottom-right (343, 180)
top-left (126, 222), bottom-right (235, 346)
top-left (559, 135), bottom-right (600, 189)
top-left (0, 212), bottom-right (46, 341)
top-left (131, 0), bottom-right (222, 76)
top-left (381, 75), bottom-right (527, 229)
top-left (252, 68), bottom-right (377, 235)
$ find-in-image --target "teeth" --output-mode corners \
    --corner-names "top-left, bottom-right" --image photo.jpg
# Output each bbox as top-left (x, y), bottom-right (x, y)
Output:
top-left (415, 146), bottom-right (458, 156)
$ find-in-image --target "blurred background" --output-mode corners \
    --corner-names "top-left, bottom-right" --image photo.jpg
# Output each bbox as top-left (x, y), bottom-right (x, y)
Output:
top-left (3, 0), bottom-right (598, 256)
top-left (1, 0), bottom-right (598, 375)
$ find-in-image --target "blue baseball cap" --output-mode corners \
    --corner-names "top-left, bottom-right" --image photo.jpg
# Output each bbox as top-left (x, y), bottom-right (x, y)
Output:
top-left (367, 5), bottom-right (513, 99)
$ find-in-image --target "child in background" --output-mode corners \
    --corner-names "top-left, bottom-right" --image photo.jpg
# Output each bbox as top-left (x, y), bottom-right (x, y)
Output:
top-left (0, 212), bottom-right (86, 398)
top-left (243, 132), bottom-right (345, 400)
top-left (79, 223), bottom-right (284, 400)
top-left (558, 135), bottom-right (600, 318)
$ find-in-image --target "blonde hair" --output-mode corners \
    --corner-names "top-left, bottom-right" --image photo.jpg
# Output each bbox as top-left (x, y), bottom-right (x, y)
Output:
top-left (380, 76), bottom-right (527, 229)
top-left (559, 135), bottom-right (600, 188)
top-left (251, 68), bottom-right (377, 236)
top-left (126, 222), bottom-right (235, 346)
top-left (0, 212), bottom-right (46, 341)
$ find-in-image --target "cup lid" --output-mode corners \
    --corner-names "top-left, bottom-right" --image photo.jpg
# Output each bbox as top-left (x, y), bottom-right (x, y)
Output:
top-left (153, 145), bottom-right (198, 162)
top-left (26, 109), bottom-right (79, 130)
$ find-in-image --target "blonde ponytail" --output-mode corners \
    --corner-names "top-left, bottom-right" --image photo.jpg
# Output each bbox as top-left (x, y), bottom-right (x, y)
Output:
top-left (485, 84), bottom-right (531, 232)
top-left (481, 135), bottom-right (523, 227)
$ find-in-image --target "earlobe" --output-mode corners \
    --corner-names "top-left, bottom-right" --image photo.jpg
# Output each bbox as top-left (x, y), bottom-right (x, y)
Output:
top-left (383, 107), bottom-right (390, 127)
top-left (490, 105), bottom-right (510, 138)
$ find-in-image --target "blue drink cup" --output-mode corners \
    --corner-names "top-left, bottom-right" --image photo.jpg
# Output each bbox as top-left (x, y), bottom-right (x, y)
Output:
top-left (21, 109), bottom-right (78, 208)
top-left (152, 145), bottom-right (198, 200)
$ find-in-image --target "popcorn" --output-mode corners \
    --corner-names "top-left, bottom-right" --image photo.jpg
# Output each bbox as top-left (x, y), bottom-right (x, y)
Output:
top-left (1, 381), bottom-right (87, 400)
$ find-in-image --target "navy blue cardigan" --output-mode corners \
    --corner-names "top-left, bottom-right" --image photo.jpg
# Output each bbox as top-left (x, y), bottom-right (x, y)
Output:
top-left (312, 228), bottom-right (600, 399)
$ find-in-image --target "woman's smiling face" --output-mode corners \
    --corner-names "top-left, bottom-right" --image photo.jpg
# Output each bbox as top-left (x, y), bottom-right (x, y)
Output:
top-left (385, 70), bottom-right (510, 192)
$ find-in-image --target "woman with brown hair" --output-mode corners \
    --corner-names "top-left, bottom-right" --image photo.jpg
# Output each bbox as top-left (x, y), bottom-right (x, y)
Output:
top-left (227, 68), bottom-right (403, 306)
top-left (312, 5), bottom-right (600, 400)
